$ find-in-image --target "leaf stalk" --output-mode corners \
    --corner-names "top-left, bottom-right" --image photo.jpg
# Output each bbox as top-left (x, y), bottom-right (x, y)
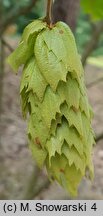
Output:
top-left (45, 0), bottom-right (53, 28)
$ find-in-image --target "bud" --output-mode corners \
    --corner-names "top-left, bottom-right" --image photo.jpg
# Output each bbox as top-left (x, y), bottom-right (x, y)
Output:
top-left (7, 19), bottom-right (95, 196)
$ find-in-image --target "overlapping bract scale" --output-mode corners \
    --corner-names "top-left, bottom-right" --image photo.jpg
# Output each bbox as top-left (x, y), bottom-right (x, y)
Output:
top-left (7, 19), bottom-right (95, 196)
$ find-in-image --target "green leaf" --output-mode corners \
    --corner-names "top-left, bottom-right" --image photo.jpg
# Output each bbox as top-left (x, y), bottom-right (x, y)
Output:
top-left (83, 129), bottom-right (95, 178)
top-left (29, 140), bottom-right (47, 168)
top-left (50, 114), bottom-right (62, 136)
top-left (56, 22), bottom-right (83, 77)
top-left (46, 137), bottom-right (63, 165)
top-left (28, 93), bottom-right (50, 147)
top-left (47, 153), bottom-right (67, 183)
top-left (20, 88), bottom-right (29, 119)
top-left (86, 132), bottom-right (95, 179)
top-left (57, 120), bottom-right (83, 155)
top-left (42, 26), bottom-right (68, 68)
top-left (80, 94), bottom-right (90, 118)
top-left (61, 103), bottom-right (83, 136)
top-left (7, 19), bottom-right (46, 73)
top-left (46, 118), bottom-right (84, 165)
top-left (41, 86), bottom-right (62, 128)
top-left (28, 92), bottom-right (41, 115)
top-left (62, 143), bottom-right (86, 174)
top-left (22, 19), bottom-right (46, 42)
top-left (81, 112), bottom-right (91, 142)
top-left (66, 76), bottom-right (80, 109)
top-left (34, 31), bottom-right (68, 91)
top-left (67, 127), bottom-right (84, 155)
top-left (28, 113), bottom-right (49, 148)
top-left (28, 61), bottom-right (47, 101)
top-left (20, 59), bottom-right (34, 93)
top-left (63, 164), bottom-right (83, 196)
top-left (57, 75), bottom-right (80, 109)
top-left (20, 57), bottom-right (47, 101)
top-left (7, 37), bottom-right (34, 72)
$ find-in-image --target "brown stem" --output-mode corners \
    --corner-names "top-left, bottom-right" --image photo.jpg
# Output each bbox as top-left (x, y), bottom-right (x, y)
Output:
top-left (1, 38), bottom-right (14, 52)
top-left (45, 0), bottom-right (53, 27)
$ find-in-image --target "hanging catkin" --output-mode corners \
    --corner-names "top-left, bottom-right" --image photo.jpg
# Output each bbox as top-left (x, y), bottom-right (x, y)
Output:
top-left (7, 18), bottom-right (95, 196)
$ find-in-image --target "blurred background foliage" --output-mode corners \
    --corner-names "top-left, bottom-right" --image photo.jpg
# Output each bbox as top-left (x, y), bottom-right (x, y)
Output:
top-left (81, 0), bottom-right (103, 20)
top-left (2, 0), bottom-right (46, 32)
top-left (75, 11), bottom-right (103, 56)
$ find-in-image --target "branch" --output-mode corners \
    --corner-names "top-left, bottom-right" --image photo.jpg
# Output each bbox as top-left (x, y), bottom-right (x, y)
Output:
top-left (86, 77), bottom-right (103, 88)
top-left (0, 0), bottom-right (38, 36)
top-left (33, 178), bottom-right (50, 198)
top-left (96, 133), bottom-right (103, 142)
top-left (1, 38), bottom-right (14, 52)
top-left (82, 21), bottom-right (103, 66)
top-left (23, 166), bottom-right (50, 199)
top-left (23, 166), bottom-right (41, 200)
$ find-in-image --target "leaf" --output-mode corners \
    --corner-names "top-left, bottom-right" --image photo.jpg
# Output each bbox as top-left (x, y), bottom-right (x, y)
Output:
top-left (46, 136), bottom-right (63, 165)
top-left (83, 129), bottom-right (95, 178)
top-left (67, 127), bottom-right (84, 155)
top-left (81, 112), bottom-right (91, 142)
top-left (57, 75), bottom-right (80, 109)
top-left (22, 19), bottom-right (46, 42)
top-left (46, 121), bottom-right (67, 155)
top-left (21, 58), bottom-right (47, 101)
top-left (62, 143), bottom-right (86, 174)
top-left (41, 86), bottom-right (62, 128)
top-left (56, 22), bottom-right (83, 77)
top-left (80, 94), bottom-right (90, 118)
top-left (47, 153), bottom-right (67, 183)
top-left (61, 103), bottom-right (83, 136)
top-left (34, 32), bottom-right (67, 91)
top-left (42, 26), bottom-right (68, 68)
top-left (29, 140), bottom-right (47, 168)
top-left (66, 76), bottom-right (80, 109)
top-left (64, 164), bottom-right (83, 196)
top-left (28, 92), bottom-right (41, 115)
top-left (89, 105), bottom-right (94, 119)
top-left (57, 121), bottom-right (70, 146)
top-left (7, 38), bottom-right (34, 72)
top-left (20, 87), bottom-right (29, 118)
top-left (46, 118), bottom-right (84, 165)
top-left (28, 93), bottom-right (50, 147)
top-left (20, 58), bottom-right (34, 93)
top-left (50, 113), bottom-right (62, 136)
top-left (28, 62), bottom-right (47, 101)
top-left (28, 113), bottom-right (49, 148)
top-left (57, 119), bottom-right (84, 155)
top-left (7, 19), bottom-right (46, 73)
top-left (55, 163), bottom-right (83, 196)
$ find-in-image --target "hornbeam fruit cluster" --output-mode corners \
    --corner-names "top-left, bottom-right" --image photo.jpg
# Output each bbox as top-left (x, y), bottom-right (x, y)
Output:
top-left (8, 19), bottom-right (95, 196)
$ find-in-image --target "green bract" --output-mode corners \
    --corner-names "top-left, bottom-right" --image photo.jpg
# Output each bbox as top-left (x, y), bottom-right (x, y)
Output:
top-left (7, 18), bottom-right (95, 196)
